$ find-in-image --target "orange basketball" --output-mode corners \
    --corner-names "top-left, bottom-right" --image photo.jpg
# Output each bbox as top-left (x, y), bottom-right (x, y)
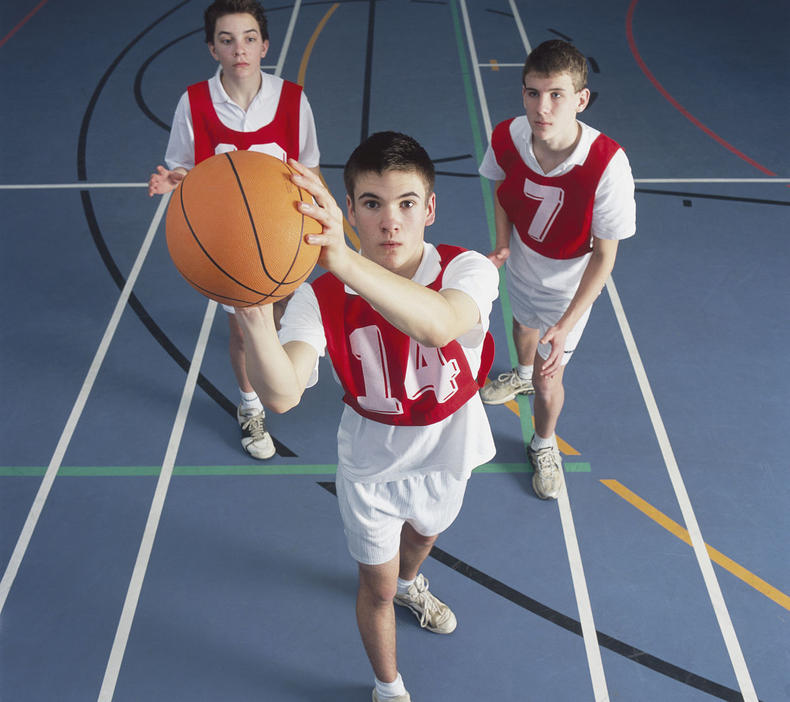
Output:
top-left (165, 151), bottom-right (321, 307)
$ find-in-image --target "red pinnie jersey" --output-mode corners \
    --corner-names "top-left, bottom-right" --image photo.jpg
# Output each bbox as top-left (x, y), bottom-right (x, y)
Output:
top-left (312, 245), bottom-right (494, 426)
top-left (491, 117), bottom-right (621, 260)
top-left (187, 79), bottom-right (302, 164)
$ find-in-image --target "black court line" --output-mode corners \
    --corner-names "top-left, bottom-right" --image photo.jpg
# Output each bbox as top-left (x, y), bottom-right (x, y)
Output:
top-left (75, 0), bottom-right (296, 456)
top-left (636, 188), bottom-right (790, 207)
top-left (360, 0), bottom-right (376, 142)
top-left (317, 481), bottom-right (759, 701)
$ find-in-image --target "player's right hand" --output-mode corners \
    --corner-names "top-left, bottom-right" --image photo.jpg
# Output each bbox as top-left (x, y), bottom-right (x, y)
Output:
top-left (487, 246), bottom-right (510, 268)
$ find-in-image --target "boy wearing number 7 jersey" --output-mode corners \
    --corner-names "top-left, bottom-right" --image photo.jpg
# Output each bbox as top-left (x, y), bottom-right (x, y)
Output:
top-left (235, 131), bottom-right (499, 702)
top-left (479, 40), bottom-right (636, 500)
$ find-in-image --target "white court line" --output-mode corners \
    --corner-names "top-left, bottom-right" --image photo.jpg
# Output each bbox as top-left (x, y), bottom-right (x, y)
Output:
top-left (95, 4), bottom-right (303, 699)
top-left (0, 183), bottom-right (148, 189)
top-left (97, 301), bottom-right (217, 702)
top-left (458, 1), bottom-right (609, 699)
top-left (0, 192), bottom-right (171, 616)
top-left (507, 0), bottom-right (531, 54)
top-left (605, 279), bottom-right (758, 701)
top-left (1, 178), bottom-right (786, 192)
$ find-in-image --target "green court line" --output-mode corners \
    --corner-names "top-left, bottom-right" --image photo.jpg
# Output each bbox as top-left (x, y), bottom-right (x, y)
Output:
top-left (0, 463), bottom-right (590, 477)
top-left (449, 0), bottom-right (534, 447)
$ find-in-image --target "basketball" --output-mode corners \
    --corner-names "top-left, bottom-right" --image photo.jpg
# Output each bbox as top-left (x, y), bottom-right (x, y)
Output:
top-left (165, 151), bottom-right (321, 307)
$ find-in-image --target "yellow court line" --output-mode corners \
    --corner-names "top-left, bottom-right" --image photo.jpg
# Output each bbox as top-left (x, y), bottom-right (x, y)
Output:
top-left (295, 3), bottom-right (360, 250)
top-left (297, 3), bottom-right (339, 87)
top-left (601, 479), bottom-right (790, 612)
top-left (490, 58), bottom-right (500, 72)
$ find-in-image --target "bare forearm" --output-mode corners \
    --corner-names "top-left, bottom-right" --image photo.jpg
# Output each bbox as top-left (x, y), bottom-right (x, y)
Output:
top-left (235, 307), bottom-right (311, 413)
top-left (556, 239), bottom-right (618, 331)
top-left (332, 253), bottom-right (479, 348)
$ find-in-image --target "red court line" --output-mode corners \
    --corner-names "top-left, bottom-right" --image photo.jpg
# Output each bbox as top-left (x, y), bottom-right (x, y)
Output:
top-left (0, 0), bottom-right (50, 49)
top-left (626, 0), bottom-right (777, 177)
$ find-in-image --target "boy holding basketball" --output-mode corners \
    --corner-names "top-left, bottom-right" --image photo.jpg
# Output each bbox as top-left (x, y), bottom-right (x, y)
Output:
top-left (479, 40), bottom-right (636, 499)
top-left (149, 0), bottom-right (321, 460)
top-left (235, 132), bottom-right (499, 702)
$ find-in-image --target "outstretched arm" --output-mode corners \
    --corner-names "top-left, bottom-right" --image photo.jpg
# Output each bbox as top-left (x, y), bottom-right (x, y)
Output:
top-left (539, 236), bottom-right (619, 377)
top-left (289, 160), bottom-right (482, 348)
top-left (234, 302), bottom-right (318, 414)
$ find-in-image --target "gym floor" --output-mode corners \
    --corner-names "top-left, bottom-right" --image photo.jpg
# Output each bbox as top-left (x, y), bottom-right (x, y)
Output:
top-left (1, 1), bottom-right (788, 700)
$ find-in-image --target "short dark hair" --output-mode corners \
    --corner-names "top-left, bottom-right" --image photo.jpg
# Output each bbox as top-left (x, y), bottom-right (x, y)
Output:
top-left (204, 0), bottom-right (269, 44)
top-left (344, 132), bottom-right (436, 200)
top-left (522, 39), bottom-right (588, 92)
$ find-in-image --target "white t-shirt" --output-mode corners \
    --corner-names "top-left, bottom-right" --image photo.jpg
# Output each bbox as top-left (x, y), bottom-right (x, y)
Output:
top-left (164, 68), bottom-right (320, 170)
top-left (480, 117), bottom-right (635, 299)
top-left (278, 243), bottom-right (499, 483)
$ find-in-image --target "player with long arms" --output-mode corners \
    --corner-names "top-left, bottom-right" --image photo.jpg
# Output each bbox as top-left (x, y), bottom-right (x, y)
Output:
top-left (235, 132), bottom-right (499, 702)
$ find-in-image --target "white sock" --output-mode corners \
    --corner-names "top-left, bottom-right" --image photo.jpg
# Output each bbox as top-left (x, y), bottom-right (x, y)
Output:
top-left (516, 364), bottom-right (533, 381)
top-left (530, 432), bottom-right (556, 450)
top-left (375, 673), bottom-right (407, 699)
top-left (240, 389), bottom-right (263, 414)
top-left (396, 577), bottom-right (415, 595)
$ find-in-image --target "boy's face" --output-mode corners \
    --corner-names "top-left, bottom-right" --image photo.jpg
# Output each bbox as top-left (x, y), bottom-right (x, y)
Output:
top-left (208, 13), bottom-right (269, 81)
top-left (522, 70), bottom-right (589, 145)
top-left (346, 169), bottom-right (436, 279)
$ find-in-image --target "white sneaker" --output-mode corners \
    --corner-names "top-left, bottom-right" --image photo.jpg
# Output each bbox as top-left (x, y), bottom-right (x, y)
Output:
top-left (236, 405), bottom-right (275, 460)
top-left (394, 573), bottom-right (457, 634)
top-left (527, 444), bottom-right (563, 500)
top-left (372, 691), bottom-right (411, 702)
top-left (480, 369), bottom-right (534, 404)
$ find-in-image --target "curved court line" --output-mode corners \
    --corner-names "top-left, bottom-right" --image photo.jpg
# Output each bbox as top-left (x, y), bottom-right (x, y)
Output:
top-left (0, 0), bottom-right (49, 49)
top-left (454, 2), bottom-right (610, 700)
top-left (601, 479), bottom-right (790, 612)
top-left (626, 0), bottom-right (777, 178)
top-left (605, 277), bottom-right (758, 701)
top-left (75, 1), bottom-right (297, 455)
top-left (0, 193), bottom-right (170, 617)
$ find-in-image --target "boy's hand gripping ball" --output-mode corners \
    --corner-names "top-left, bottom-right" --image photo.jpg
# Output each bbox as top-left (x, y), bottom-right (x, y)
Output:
top-left (165, 151), bottom-right (321, 307)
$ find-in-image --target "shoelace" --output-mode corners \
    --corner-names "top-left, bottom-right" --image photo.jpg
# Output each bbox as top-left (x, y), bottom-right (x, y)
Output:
top-left (410, 577), bottom-right (447, 628)
top-left (241, 412), bottom-right (267, 440)
top-left (534, 447), bottom-right (559, 476)
top-left (496, 371), bottom-right (529, 387)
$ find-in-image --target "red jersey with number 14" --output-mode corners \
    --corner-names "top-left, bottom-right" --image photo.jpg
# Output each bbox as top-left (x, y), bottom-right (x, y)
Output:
top-left (311, 245), bottom-right (494, 427)
top-left (491, 117), bottom-right (621, 260)
top-left (187, 79), bottom-right (302, 165)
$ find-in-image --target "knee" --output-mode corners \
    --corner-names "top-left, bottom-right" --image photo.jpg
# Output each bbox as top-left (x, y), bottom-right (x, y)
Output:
top-left (532, 371), bottom-right (561, 398)
top-left (359, 577), bottom-right (397, 607)
top-left (402, 525), bottom-right (437, 551)
top-left (358, 566), bottom-right (397, 606)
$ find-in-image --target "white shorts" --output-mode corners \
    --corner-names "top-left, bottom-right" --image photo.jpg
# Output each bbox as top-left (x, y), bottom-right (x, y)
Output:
top-left (508, 279), bottom-right (592, 367)
top-left (335, 470), bottom-right (469, 565)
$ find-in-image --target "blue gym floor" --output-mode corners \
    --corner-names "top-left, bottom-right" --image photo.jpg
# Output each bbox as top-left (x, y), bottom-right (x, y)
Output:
top-left (1, 1), bottom-right (788, 701)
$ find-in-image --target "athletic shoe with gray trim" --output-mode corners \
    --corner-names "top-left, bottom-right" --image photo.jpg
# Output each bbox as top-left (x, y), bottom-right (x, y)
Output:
top-left (372, 691), bottom-right (411, 702)
top-left (394, 573), bottom-right (457, 634)
top-left (480, 369), bottom-right (534, 404)
top-left (237, 405), bottom-right (275, 460)
top-left (527, 444), bottom-right (563, 500)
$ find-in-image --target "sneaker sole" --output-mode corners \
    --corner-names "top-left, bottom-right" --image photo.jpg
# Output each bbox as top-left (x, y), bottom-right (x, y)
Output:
top-left (480, 387), bottom-right (534, 405)
top-left (242, 437), bottom-right (276, 460)
top-left (531, 473), bottom-right (561, 500)
top-left (393, 599), bottom-right (457, 634)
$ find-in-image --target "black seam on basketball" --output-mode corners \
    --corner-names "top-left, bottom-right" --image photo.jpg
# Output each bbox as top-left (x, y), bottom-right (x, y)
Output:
top-left (225, 153), bottom-right (291, 300)
top-left (179, 164), bottom-right (268, 296)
